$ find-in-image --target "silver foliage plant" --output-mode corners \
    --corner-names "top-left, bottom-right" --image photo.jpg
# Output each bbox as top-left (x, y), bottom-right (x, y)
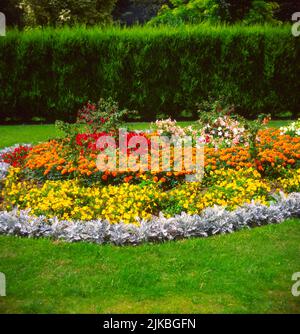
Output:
top-left (0, 193), bottom-right (299, 246)
top-left (0, 162), bottom-right (10, 181)
top-left (0, 144), bottom-right (299, 245)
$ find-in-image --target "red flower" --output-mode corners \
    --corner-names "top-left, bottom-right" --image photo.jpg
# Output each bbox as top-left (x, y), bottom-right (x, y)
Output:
top-left (1, 146), bottom-right (31, 167)
top-left (75, 132), bottom-right (151, 155)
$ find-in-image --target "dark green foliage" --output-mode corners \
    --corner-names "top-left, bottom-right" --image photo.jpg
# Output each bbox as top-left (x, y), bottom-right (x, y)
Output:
top-left (0, 25), bottom-right (299, 123)
top-left (18, 0), bottom-right (117, 27)
top-left (148, 0), bottom-right (281, 26)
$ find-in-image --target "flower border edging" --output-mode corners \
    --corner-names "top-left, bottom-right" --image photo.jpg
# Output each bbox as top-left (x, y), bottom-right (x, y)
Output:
top-left (0, 193), bottom-right (299, 245)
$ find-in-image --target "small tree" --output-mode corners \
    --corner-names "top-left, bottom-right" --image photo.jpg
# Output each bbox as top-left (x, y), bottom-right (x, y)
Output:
top-left (77, 98), bottom-right (138, 134)
top-left (243, 1), bottom-right (280, 25)
top-left (148, 0), bottom-right (225, 26)
top-left (148, 0), bottom-right (281, 25)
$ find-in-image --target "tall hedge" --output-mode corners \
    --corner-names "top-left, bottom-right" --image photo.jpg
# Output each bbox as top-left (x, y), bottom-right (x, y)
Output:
top-left (0, 25), bottom-right (299, 123)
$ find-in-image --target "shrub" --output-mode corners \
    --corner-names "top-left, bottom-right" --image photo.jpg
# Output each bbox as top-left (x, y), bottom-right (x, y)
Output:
top-left (0, 25), bottom-right (299, 123)
top-left (76, 98), bottom-right (138, 134)
top-left (148, 0), bottom-right (281, 26)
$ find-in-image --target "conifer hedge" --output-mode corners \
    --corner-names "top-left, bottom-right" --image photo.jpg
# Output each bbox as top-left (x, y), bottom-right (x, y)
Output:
top-left (0, 25), bottom-right (299, 123)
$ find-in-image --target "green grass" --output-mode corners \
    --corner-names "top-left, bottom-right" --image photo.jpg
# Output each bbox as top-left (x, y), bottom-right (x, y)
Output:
top-left (0, 122), bottom-right (194, 149)
top-left (0, 120), bottom-right (292, 149)
top-left (0, 125), bottom-right (63, 149)
top-left (0, 219), bottom-right (299, 314)
top-left (267, 120), bottom-right (292, 128)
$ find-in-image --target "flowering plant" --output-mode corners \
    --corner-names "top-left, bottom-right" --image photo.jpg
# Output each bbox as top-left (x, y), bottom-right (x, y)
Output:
top-left (75, 131), bottom-right (151, 155)
top-left (0, 146), bottom-right (31, 167)
top-left (152, 119), bottom-right (187, 137)
top-left (2, 167), bottom-right (282, 224)
top-left (196, 97), bottom-right (248, 148)
top-left (280, 119), bottom-right (300, 137)
top-left (196, 97), bottom-right (271, 150)
top-left (151, 119), bottom-right (201, 149)
top-left (245, 114), bottom-right (271, 160)
top-left (199, 115), bottom-right (247, 148)
top-left (77, 98), bottom-right (138, 135)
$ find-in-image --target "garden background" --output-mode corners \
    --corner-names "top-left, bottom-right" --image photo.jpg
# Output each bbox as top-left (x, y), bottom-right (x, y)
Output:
top-left (0, 0), bottom-right (299, 314)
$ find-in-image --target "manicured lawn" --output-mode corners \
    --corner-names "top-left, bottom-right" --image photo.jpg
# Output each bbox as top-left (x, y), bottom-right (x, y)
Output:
top-left (0, 219), bottom-right (299, 314)
top-left (0, 120), bottom-right (292, 149)
top-left (0, 122), bottom-right (188, 148)
top-left (267, 120), bottom-right (292, 128)
top-left (0, 125), bottom-right (63, 149)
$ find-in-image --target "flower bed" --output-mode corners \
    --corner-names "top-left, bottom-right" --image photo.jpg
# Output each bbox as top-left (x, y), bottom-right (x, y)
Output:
top-left (12, 128), bottom-right (299, 183)
top-left (2, 167), bottom-right (275, 223)
top-left (0, 109), bottom-right (300, 245)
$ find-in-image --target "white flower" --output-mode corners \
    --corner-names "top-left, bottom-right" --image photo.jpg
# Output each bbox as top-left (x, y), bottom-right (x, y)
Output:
top-left (280, 119), bottom-right (300, 136)
top-left (233, 128), bottom-right (239, 135)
